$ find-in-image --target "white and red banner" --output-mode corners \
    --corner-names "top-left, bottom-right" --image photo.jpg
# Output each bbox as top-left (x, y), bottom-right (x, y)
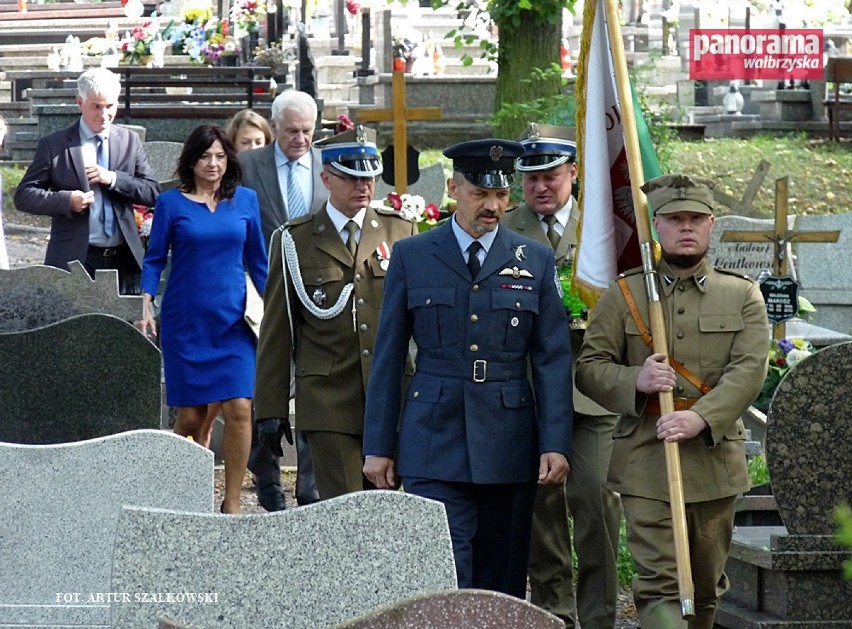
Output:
top-left (574, 0), bottom-right (662, 305)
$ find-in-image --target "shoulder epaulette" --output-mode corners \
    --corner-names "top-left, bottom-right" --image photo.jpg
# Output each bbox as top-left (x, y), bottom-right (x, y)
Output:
top-left (505, 204), bottom-right (523, 215)
top-left (285, 214), bottom-right (313, 228)
top-left (618, 267), bottom-right (643, 279)
top-left (715, 267), bottom-right (756, 282)
top-left (373, 206), bottom-right (413, 220)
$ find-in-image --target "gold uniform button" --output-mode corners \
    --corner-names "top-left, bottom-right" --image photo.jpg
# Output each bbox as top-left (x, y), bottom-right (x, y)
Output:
top-left (676, 332), bottom-right (684, 339)
top-left (355, 273), bottom-right (362, 281)
top-left (515, 302), bottom-right (522, 309)
top-left (470, 314), bottom-right (479, 322)
top-left (470, 344), bottom-right (479, 352)
top-left (472, 285), bottom-right (480, 292)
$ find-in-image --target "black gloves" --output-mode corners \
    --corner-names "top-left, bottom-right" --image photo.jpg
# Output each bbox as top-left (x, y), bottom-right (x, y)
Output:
top-left (257, 417), bottom-right (293, 457)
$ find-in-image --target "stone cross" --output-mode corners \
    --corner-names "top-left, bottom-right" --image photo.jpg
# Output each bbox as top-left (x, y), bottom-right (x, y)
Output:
top-left (721, 177), bottom-right (840, 339)
top-left (356, 71), bottom-right (442, 193)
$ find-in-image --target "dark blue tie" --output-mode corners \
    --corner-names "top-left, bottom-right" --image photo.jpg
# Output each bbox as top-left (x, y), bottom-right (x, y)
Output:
top-left (97, 136), bottom-right (116, 238)
top-left (467, 241), bottom-right (482, 278)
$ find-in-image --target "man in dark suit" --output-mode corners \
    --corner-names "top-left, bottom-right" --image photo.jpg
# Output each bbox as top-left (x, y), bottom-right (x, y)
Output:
top-left (363, 139), bottom-right (574, 598)
top-left (239, 90), bottom-right (327, 510)
top-left (14, 68), bottom-right (159, 294)
top-left (503, 123), bottom-right (622, 628)
top-left (255, 126), bottom-right (417, 500)
top-left (239, 90), bottom-right (326, 243)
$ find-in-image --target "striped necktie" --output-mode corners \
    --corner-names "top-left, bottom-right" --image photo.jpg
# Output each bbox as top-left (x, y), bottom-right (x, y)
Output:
top-left (286, 160), bottom-right (307, 219)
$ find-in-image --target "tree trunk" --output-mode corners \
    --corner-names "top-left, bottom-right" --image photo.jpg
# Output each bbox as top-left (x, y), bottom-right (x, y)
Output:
top-left (494, 9), bottom-right (562, 139)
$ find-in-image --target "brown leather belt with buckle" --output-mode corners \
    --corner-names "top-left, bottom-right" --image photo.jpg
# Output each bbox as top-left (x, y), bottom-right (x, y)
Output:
top-left (89, 245), bottom-right (119, 257)
top-left (644, 397), bottom-right (699, 416)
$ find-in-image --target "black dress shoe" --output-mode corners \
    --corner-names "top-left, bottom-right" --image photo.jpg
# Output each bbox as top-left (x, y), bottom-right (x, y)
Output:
top-left (257, 485), bottom-right (286, 512)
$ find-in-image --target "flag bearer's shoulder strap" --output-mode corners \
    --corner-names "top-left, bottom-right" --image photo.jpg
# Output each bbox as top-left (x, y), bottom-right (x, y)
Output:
top-left (615, 276), bottom-right (713, 395)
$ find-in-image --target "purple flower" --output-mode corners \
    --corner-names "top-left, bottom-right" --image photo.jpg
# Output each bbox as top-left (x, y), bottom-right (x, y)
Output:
top-left (778, 338), bottom-right (795, 353)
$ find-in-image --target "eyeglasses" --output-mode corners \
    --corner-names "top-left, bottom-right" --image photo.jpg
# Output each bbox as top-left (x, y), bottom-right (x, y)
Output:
top-left (326, 171), bottom-right (376, 186)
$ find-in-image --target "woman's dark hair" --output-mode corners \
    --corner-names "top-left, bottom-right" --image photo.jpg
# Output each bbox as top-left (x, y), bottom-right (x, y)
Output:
top-left (175, 124), bottom-right (242, 200)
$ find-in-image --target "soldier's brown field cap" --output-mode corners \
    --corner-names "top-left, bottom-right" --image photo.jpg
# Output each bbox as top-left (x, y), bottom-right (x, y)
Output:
top-left (641, 173), bottom-right (716, 216)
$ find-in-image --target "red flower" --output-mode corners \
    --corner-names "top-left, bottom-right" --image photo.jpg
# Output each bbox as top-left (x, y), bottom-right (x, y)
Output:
top-left (387, 192), bottom-right (402, 210)
top-left (775, 356), bottom-right (787, 368)
top-left (335, 114), bottom-right (355, 134)
top-left (424, 203), bottom-right (441, 220)
top-left (345, 0), bottom-right (359, 15)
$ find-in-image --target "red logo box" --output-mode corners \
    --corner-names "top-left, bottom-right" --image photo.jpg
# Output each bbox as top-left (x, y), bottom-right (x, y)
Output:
top-left (689, 28), bottom-right (824, 81)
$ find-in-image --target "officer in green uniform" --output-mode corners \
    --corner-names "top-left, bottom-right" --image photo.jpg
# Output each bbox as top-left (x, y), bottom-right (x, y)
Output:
top-left (502, 123), bottom-right (622, 628)
top-left (254, 126), bottom-right (418, 500)
top-left (576, 174), bottom-right (770, 628)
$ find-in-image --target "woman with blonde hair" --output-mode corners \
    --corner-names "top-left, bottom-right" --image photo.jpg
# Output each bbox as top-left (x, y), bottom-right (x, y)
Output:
top-left (227, 109), bottom-right (273, 154)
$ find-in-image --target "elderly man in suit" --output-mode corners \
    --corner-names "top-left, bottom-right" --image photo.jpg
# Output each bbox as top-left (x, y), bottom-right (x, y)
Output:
top-left (239, 90), bottom-right (326, 243)
top-left (363, 139), bottom-right (574, 598)
top-left (239, 89), bottom-right (327, 510)
top-left (255, 126), bottom-right (417, 500)
top-left (14, 67), bottom-right (159, 293)
top-left (503, 123), bottom-right (622, 628)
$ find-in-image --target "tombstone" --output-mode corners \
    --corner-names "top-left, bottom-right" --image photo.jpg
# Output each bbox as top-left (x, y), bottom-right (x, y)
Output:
top-left (717, 342), bottom-right (852, 627)
top-left (0, 261), bottom-right (141, 333)
top-left (795, 212), bottom-right (852, 335)
top-left (328, 589), bottom-right (565, 628)
top-left (374, 161), bottom-right (447, 208)
top-left (0, 430), bottom-right (213, 628)
top-left (710, 215), bottom-right (796, 281)
top-left (110, 491), bottom-right (457, 628)
top-left (0, 313), bottom-right (161, 444)
top-left (143, 140), bottom-right (183, 187)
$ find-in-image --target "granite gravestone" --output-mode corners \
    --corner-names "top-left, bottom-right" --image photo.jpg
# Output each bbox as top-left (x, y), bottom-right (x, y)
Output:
top-left (717, 341), bottom-right (852, 628)
top-left (374, 162), bottom-right (447, 209)
top-left (0, 430), bottom-right (213, 628)
top-left (328, 590), bottom-right (565, 629)
top-left (143, 141), bottom-right (182, 187)
top-left (110, 491), bottom-right (457, 628)
top-left (0, 261), bottom-right (141, 333)
top-left (710, 214), bottom-right (796, 281)
top-left (0, 313), bottom-right (161, 444)
top-left (795, 212), bottom-right (851, 335)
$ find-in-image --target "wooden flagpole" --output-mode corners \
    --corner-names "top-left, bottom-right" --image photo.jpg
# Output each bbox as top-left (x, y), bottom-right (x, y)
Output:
top-left (601, 0), bottom-right (695, 619)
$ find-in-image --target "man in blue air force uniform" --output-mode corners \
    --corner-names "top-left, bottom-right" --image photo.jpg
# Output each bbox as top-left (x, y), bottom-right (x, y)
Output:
top-left (363, 139), bottom-right (575, 598)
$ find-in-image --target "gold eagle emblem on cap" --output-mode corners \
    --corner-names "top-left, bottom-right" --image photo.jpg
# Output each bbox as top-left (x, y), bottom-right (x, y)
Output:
top-left (489, 145), bottom-right (503, 161)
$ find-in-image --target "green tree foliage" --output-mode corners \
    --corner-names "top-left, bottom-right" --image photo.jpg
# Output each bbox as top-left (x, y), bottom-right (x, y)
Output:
top-left (421, 0), bottom-right (578, 138)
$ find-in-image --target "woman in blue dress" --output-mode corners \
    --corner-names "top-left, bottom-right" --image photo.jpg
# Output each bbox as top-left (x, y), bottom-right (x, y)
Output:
top-left (137, 125), bottom-right (267, 514)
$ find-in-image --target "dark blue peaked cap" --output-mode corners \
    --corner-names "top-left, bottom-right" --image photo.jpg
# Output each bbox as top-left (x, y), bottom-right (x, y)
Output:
top-left (443, 139), bottom-right (524, 189)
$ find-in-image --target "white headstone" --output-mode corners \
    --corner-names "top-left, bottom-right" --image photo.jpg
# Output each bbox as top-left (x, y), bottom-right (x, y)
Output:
top-left (0, 430), bottom-right (213, 627)
top-left (110, 491), bottom-right (457, 628)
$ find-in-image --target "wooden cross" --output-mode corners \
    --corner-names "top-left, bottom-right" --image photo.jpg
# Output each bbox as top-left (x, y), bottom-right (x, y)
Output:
top-left (355, 70), bottom-right (442, 193)
top-left (713, 159), bottom-right (771, 216)
top-left (721, 177), bottom-right (840, 339)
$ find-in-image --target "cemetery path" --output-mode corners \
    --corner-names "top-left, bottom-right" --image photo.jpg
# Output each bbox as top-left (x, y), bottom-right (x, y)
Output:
top-left (212, 468), bottom-right (640, 627)
top-left (0, 236), bottom-right (641, 627)
top-left (3, 223), bottom-right (49, 269)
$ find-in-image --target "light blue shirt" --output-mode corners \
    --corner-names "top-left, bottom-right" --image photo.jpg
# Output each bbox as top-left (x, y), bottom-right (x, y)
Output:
top-left (451, 215), bottom-right (497, 267)
top-left (274, 143), bottom-right (313, 216)
top-left (79, 120), bottom-right (122, 247)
